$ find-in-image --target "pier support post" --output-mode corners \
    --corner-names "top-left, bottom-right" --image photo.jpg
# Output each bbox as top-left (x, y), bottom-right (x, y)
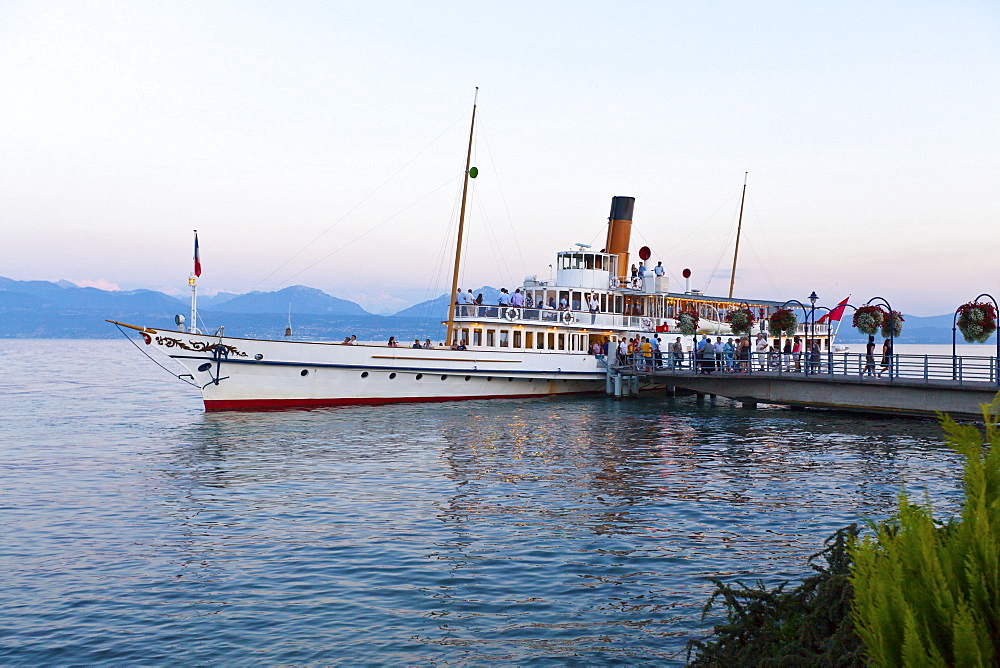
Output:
top-left (614, 373), bottom-right (623, 399)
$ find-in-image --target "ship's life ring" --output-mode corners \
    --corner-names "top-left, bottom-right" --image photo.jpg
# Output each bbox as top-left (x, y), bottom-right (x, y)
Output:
top-left (641, 317), bottom-right (653, 331)
top-left (631, 276), bottom-right (643, 290)
top-left (561, 310), bottom-right (573, 323)
top-left (609, 276), bottom-right (620, 289)
top-left (505, 307), bottom-right (521, 321)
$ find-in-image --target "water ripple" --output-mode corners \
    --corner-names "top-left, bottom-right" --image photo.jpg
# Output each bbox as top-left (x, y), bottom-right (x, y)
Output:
top-left (0, 340), bottom-right (963, 664)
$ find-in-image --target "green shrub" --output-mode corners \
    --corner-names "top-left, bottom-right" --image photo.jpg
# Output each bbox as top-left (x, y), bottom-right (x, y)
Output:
top-left (687, 526), bottom-right (865, 666)
top-left (849, 399), bottom-right (1000, 666)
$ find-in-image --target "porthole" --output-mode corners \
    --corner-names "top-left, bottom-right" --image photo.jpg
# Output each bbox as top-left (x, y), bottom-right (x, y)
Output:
top-left (301, 369), bottom-right (309, 376)
top-left (197, 362), bottom-right (211, 372)
top-left (464, 376), bottom-right (471, 381)
top-left (361, 371), bottom-right (369, 378)
top-left (416, 374), bottom-right (423, 380)
top-left (389, 373), bottom-right (397, 379)
top-left (254, 353), bottom-right (263, 361)
top-left (441, 375), bottom-right (448, 380)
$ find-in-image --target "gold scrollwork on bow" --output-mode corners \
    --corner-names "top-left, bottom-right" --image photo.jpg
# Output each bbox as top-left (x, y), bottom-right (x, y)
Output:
top-left (154, 336), bottom-right (248, 357)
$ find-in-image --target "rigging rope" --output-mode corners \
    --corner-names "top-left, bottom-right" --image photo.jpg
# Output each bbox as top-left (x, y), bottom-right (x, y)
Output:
top-left (274, 174), bottom-right (461, 289)
top-left (113, 324), bottom-right (199, 388)
top-left (251, 109), bottom-right (468, 293)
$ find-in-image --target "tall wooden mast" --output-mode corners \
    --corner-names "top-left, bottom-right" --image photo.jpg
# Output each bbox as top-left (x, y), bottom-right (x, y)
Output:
top-left (445, 88), bottom-right (478, 346)
top-left (728, 172), bottom-right (748, 299)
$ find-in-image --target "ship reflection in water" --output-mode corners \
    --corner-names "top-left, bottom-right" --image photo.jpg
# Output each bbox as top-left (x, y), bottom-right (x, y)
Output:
top-left (1, 340), bottom-right (963, 664)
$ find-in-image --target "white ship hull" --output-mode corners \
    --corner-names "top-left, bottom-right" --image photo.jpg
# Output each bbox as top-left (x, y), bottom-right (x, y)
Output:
top-left (131, 326), bottom-right (608, 411)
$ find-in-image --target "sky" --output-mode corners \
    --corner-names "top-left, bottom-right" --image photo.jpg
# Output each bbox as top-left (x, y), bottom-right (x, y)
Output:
top-left (1, 1), bottom-right (997, 315)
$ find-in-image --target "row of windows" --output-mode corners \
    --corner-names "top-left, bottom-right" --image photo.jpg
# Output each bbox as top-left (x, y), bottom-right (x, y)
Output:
top-left (455, 328), bottom-right (591, 352)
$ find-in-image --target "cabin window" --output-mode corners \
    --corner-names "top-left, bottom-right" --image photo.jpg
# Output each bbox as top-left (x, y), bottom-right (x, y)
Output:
top-left (584, 254), bottom-right (594, 270)
top-left (499, 330), bottom-right (509, 347)
top-left (513, 330), bottom-right (521, 348)
top-left (594, 255), bottom-right (603, 270)
top-left (538, 332), bottom-right (545, 350)
top-left (571, 291), bottom-right (581, 311)
top-left (558, 333), bottom-right (565, 351)
top-left (461, 328), bottom-right (470, 345)
top-left (486, 330), bottom-right (495, 347)
top-left (473, 329), bottom-right (482, 346)
top-left (547, 332), bottom-right (555, 350)
top-left (525, 331), bottom-right (534, 349)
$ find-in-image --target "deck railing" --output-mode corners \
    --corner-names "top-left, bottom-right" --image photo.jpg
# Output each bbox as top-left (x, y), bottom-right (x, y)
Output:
top-left (451, 305), bottom-right (831, 336)
top-left (613, 351), bottom-right (1000, 386)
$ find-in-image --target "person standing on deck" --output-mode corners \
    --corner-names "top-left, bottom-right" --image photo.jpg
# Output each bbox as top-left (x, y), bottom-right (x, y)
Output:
top-left (588, 293), bottom-right (600, 324)
top-left (511, 288), bottom-right (524, 308)
top-left (755, 332), bottom-right (769, 370)
top-left (654, 262), bottom-right (665, 277)
top-left (641, 337), bottom-right (653, 370)
top-left (670, 337), bottom-right (683, 369)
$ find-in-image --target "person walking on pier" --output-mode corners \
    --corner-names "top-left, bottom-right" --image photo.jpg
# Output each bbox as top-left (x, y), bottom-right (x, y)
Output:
top-left (863, 335), bottom-right (877, 376)
top-left (878, 338), bottom-right (893, 377)
top-left (724, 338), bottom-right (735, 372)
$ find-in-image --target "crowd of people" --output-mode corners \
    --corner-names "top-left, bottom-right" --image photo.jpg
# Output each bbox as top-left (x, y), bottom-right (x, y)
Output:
top-left (615, 331), bottom-right (837, 374)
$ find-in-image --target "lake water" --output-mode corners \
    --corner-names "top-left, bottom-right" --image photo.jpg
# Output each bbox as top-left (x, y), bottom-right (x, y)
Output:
top-left (0, 339), bottom-right (970, 664)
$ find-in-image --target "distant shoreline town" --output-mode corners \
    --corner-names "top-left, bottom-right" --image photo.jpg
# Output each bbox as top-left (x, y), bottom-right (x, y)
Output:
top-left (0, 275), bottom-right (991, 344)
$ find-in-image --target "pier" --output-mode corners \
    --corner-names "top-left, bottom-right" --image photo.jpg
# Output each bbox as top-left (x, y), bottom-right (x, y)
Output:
top-left (606, 349), bottom-right (1000, 419)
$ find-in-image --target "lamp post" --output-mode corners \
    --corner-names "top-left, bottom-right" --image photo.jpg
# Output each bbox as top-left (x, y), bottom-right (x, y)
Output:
top-left (808, 292), bottom-right (818, 375)
top-left (952, 293), bottom-right (1000, 385)
top-left (866, 297), bottom-right (895, 380)
top-left (779, 299), bottom-right (808, 375)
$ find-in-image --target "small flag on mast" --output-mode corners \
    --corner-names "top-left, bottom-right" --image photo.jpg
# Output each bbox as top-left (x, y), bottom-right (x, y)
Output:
top-left (818, 295), bottom-right (850, 323)
top-left (193, 231), bottom-right (202, 277)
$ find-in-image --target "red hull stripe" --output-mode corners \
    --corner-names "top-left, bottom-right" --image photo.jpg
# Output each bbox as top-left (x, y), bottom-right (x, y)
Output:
top-left (204, 390), bottom-right (602, 412)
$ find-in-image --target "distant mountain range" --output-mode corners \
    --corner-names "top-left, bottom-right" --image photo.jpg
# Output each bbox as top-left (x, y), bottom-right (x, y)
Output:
top-left (394, 286), bottom-right (501, 318)
top-left (0, 275), bottom-right (993, 343)
top-left (0, 276), bottom-right (431, 339)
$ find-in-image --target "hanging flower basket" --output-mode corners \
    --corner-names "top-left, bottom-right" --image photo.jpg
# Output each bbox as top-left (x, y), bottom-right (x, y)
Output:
top-left (768, 309), bottom-right (798, 337)
top-left (852, 305), bottom-right (884, 336)
top-left (880, 310), bottom-right (904, 339)
top-left (956, 301), bottom-right (998, 344)
top-left (726, 308), bottom-right (756, 335)
top-left (677, 310), bottom-right (699, 336)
